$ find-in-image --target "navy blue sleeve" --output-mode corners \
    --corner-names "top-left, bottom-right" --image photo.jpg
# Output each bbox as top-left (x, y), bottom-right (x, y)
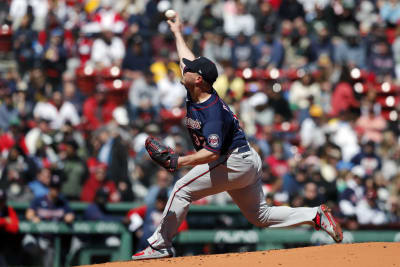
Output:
top-left (60, 198), bottom-right (73, 214)
top-left (29, 197), bottom-right (41, 210)
top-left (202, 121), bottom-right (224, 154)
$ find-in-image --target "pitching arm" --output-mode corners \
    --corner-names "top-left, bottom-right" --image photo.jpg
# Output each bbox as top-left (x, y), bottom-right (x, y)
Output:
top-left (167, 13), bottom-right (195, 71)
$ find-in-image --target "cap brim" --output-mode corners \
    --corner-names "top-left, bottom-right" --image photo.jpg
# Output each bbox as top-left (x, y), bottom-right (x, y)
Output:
top-left (182, 58), bottom-right (196, 69)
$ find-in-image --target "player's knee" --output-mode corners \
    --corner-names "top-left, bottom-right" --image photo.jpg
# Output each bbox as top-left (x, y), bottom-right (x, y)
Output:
top-left (173, 179), bottom-right (185, 192)
top-left (171, 180), bottom-right (191, 200)
top-left (249, 218), bottom-right (268, 228)
top-left (246, 207), bottom-right (270, 227)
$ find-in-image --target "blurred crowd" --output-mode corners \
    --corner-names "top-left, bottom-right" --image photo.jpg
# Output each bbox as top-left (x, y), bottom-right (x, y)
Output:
top-left (0, 0), bottom-right (400, 237)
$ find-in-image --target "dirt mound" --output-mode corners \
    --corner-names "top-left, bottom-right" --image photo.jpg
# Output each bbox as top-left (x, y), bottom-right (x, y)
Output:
top-left (81, 242), bottom-right (400, 267)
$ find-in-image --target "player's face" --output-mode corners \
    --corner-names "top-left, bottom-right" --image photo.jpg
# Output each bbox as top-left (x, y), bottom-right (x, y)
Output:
top-left (182, 66), bottom-right (200, 89)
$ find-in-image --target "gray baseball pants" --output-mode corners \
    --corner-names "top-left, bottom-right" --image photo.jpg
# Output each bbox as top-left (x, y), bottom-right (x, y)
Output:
top-left (148, 145), bottom-right (318, 248)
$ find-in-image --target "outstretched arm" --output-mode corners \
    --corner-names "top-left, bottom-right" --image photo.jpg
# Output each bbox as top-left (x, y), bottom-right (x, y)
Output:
top-left (167, 13), bottom-right (195, 71)
top-left (177, 148), bottom-right (219, 167)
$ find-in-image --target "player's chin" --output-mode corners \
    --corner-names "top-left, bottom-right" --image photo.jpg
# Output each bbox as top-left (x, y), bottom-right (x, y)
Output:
top-left (180, 80), bottom-right (189, 90)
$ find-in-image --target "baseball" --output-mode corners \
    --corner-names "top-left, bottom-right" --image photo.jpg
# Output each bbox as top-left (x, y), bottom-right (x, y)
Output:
top-left (165, 9), bottom-right (176, 19)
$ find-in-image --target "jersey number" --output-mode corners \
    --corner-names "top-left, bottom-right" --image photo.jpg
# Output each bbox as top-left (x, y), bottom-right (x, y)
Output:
top-left (192, 132), bottom-right (205, 147)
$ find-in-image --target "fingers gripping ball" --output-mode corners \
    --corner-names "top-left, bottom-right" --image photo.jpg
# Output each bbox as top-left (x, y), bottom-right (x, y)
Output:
top-left (165, 9), bottom-right (176, 20)
top-left (145, 136), bottom-right (179, 172)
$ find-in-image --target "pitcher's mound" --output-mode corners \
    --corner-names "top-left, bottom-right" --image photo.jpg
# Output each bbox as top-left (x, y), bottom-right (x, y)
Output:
top-left (81, 242), bottom-right (400, 267)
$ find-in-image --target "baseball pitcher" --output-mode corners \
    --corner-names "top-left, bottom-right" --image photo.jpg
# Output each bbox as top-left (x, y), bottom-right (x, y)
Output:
top-left (132, 12), bottom-right (342, 260)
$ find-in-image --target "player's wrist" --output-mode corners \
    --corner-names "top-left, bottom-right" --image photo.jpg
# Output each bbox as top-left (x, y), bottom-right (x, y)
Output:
top-left (173, 30), bottom-right (183, 39)
top-left (177, 155), bottom-right (191, 168)
top-left (177, 156), bottom-right (185, 168)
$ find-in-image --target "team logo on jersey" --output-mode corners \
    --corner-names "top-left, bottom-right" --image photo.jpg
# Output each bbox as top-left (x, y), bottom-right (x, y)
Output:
top-left (208, 134), bottom-right (220, 148)
top-left (184, 117), bottom-right (201, 129)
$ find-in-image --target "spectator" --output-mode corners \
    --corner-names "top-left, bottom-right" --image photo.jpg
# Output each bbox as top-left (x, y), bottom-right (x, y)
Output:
top-left (356, 103), bottom-right (387, 143)
top-left (157, 69), bottom-right (186, 110)
top-left (356, 188), bottom-right (388, 225)
top-left (213, 63), bottom-right (245, 101)
top-left (289, 69), bottom-right (321, 122)
top-left (62, 75), bottom-right (84, 115)
top-left (368, 39), bottom-right (395, 78)
top-left (231, 32), bottom-right (257, 69)
top-left (128, 71), bottom-right (160, 121)
top-left (309, 22), bottom-right (334, 63)
top-left (300, 105), bottom-right (326, 148)
top-left (149, 49), bottom-right (181, 82)
top-left (334, 25), bottom-right (367, 69)
top-left (0, 90), bottom-right (19, 131)
top-left (283, 166), bottom-right (307, 197)
top-left (92, 0), bottom-right (126, 35)
top-left (255, 31), bottom-right (285, 69)
top-left (223, 1), bottom-right (255, 37)
top-left (81, 162), bottom-right (119, 203)
top-left (42, 28), bottom-right (67, 90)
top-left (278, 0), bottom-right (305, 21)
top-left (24, 174), bottom-right (74, 267)
top-left (202, 33), bottom-right (232, 69)
top-left (95, 127), bottom-right (131, 198)
top-left (339, 166), bottom-right (365, 219)
top-left (196, 5), bottom-right (222, 34)
top-left (303, 182), bottom-right (323, 207)
top-left (28, 167), bottom-right (51, 199)
top-left (379, 0), bottom-right (400, 25)
top-left (24, 117), bottom-right (55, 156)
top-left (26, 174), bottom-right (74, 223)
top-left (330, 111), bottom-right (360, 162)
top-left (12, 14), bottom-right (37, 76)
top-left (60, 139), bottom-right (88, 200)
top-left (253, 0), bottom-right (278, 34)
top-left (122, 35), bottom-right (152, 74)
top-left (90, 24), bottom-right (125, 69)
top-left (351, 141), bottom-right (382, 176)
top-left (9, 0), bottom-right (49, 30)
top-left (13, 82), bottom-right (33, 121)
top-left (82, 86), bottom-right (117, 130)
top-left (330, 67), bottom-right (359, 117)
top-left (33, 91), bottom-right (80, 130)
top-left (0, 189), bottom-right (19, 266)
top-left (265, 141), bottom-right (290, 179)
top-left (0, 146), bottom-right (34, 202)
top-left (265, 81), bottom-right (292, 121)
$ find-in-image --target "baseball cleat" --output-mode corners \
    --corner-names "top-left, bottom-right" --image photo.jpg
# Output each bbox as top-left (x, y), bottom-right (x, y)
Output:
top-left (314, 204), bottom-right (343, 243)
top-left (131, 245), bottom-right (176, 260)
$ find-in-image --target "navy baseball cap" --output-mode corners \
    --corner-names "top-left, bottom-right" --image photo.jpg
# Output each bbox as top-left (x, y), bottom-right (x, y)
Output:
top-left (182, 57), bottom-right (218, 85)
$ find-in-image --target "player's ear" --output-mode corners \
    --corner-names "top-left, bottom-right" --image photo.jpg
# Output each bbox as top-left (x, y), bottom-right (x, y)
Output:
top-left (195, 75), bottom-right (203, 85)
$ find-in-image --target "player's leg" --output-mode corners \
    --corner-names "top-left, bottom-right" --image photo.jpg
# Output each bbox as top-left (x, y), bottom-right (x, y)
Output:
top-left (142, 157), bottom-right (232, 254)
top-left (227, 179), bottom-right (318, 228)
top-left (227, 147), bottom-right (342, 242)
top-left (143, 150), bottom-right (260, 254)
top-left (228, 179), bottom-right (342, 242)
